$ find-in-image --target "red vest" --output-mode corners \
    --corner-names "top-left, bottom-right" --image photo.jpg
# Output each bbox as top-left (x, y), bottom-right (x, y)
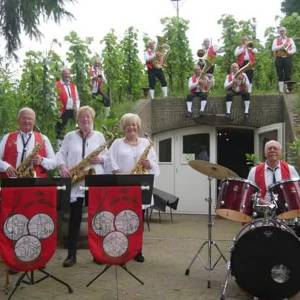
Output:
top-left (191, 75), bottom-right (199, 93)
top-left (228, 73), bottom-right (247, 92)
top-left (254, 161), bottom-right (291, 198)
top-left (0, 131), bottom-right (47, 178)
top-left (146, 49), bottom-right (154, 70)
top-left (56, 81), bottom-right (78, 113)
top-left (237, 48), bottom-right (255, 66)
top-left (207, 46), bottom-right (217, 59)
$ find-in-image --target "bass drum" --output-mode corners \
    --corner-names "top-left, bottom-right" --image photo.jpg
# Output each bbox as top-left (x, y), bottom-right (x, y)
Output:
top-left (231, 219), bottom-right (300, 300)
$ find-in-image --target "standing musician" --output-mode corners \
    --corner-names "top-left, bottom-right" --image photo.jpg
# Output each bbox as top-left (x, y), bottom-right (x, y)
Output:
top-left (200, 38), bottom-right (217, 74)
top-left (57, 106), bottom-right (108, 268)
top-left (0, 107), bottom-right (57, 178)
top-left (89, 60), bottom-right (111, 117)
top-left (185, 63), bottom-right (215, 117)
top-left (144, 40), bottom-right (168, 99)
top-left (55, 68), bottom-right (80, 144)
top-left (224, 63), bottom-right (251, 119)
top-left (234, 36), bottom-right (256, 93)
top-left (108, 113), bottom-right (159, 263)
top-left (272, 26), bottom-right (296, 94)
top-left (248, 140), bottom-right (299, 206)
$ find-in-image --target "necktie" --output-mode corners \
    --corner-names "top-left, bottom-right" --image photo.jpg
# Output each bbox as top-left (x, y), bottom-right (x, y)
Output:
top-left (82, 136), bottom-right (86, 159)
top-left (268, 167), bottom-right (279, 184)
top-left (21, 133), bottom-right (32, 162)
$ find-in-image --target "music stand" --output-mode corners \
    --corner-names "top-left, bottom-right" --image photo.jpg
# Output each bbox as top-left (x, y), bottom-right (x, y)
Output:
top-left (0, 178), bottom-right (73, 299)
top-left (184, 176), bottom-right (227, 288)
top-left (84, 174), bottom-right (154, 287)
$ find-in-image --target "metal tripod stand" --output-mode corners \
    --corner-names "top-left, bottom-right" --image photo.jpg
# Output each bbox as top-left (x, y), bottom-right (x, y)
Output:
top-left (185, 176), bottom-right (227, 288)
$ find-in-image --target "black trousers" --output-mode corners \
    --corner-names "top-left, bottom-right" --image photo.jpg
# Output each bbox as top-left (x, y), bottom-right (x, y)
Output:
top-left (275, 56), bottom-right (293, 82)
top-left (226, 90), bottom-right (250, 102)
top-left (67, 197), bottom-right (84, 257)
top-left (239, 60), bottom-right (254, 83)
top-left (56, 109), bottom-right (75, 139)
top-left (186, 92), bottom-right (208, 102)
top-left (148, 68), bottom-right (167, 89)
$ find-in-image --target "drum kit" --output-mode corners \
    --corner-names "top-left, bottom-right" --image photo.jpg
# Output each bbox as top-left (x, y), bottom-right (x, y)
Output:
top-left (185, 160), bottom-right (300, 300)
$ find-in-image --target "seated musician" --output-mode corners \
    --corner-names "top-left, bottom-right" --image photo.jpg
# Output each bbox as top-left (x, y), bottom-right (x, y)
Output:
top-left (248, 140), bottom-right (299, 206)
top-left (56, 106), bottom-right (108, 268)
top-left (234, 36), bottom-right (256, 93)
top-left (224, 63), bottom-right (251, 119)
top-left (272, 26), bottom-right (296, 94)
top-left (185, 63), bottom-right (214, 118)
top-left (0, 107), bottom-right (57, 178)
top-left (108, 113), bottom-right (159, 263)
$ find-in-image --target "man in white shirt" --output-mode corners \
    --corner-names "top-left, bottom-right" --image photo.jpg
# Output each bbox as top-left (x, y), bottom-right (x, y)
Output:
top-left (0, 107), bottom-right (57, 178)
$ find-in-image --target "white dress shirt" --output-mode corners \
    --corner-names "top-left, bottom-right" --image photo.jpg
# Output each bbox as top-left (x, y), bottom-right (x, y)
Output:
top-left (0, 131), bottom-right (57, 172)
top-left (56, 130), bottom-right (108, 201)
top-left (272, 37), bottom-right (296, 55)
top-left (224, 73), bottom-right (250, 93)
top-left (60, 80), bottom-right (80, 110)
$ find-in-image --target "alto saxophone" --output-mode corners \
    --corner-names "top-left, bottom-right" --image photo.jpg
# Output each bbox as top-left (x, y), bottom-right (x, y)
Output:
top-left (16, 143), bottom-right (41, 178)
top-left (70, 142), bottom-right (108, 185)
top-left (131, 137), bottom-right (153, 174)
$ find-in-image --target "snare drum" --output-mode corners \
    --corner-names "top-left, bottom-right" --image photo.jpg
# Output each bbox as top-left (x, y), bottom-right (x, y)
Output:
top-left (269, 179), bottom-right (300, 219)
top-left (231, 219), bottom-right (300, 299)
top-left (216, 178), bottom-right (259, 223)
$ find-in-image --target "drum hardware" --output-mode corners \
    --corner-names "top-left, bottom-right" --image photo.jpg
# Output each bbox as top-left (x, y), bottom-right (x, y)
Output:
top-left (220, 218), bottom-right (300, 300)
top-left (184, 175), bottom-right (227, 288)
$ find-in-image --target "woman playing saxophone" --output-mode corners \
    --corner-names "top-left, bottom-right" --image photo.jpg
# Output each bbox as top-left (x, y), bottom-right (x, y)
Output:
top-left (107, 113), bottom-right (159, 263)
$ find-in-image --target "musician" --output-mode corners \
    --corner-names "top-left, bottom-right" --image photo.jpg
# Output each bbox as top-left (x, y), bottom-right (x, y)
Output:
top-left (55, 68), bottom-right (80, 144)
top-left (248, 140), bottom-right (299, 204)
top-left (108, 113), bottom-right (159, 262)
top-left (185, 64), bottom-right (214, 117)
top-left (0, 107), bottom-right (57, 178)
top-left (234, 36), bottom-right (256, 93)
top-left (201, 38), bottom-right (217, 74)
top-left (89, 60), bottom-right (111, 117)
top-left (224, 63), bottom-right (251, 119)
top-left (57, 106), bottom-right (108, 267)
top-left (144, 40), bottom-right (168, 99)
top-left (272, 26), bottom-right (296, 93)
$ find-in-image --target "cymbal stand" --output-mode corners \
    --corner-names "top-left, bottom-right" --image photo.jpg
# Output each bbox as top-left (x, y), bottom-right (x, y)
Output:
top-left (185, 176), bottom-right (227, 288)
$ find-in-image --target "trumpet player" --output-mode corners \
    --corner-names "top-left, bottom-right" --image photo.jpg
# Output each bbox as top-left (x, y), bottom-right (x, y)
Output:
top-left (185, 63), bottom-right (215, 117)
top-left (201, 38), bottom-right (217, 74)
top-left (144, 40), bottom-right (168, 99)
top-left (224, 63), bottom-right (251, 119)
top-left (0, 107), bottom-right (57, 178)
top-left (234, 36), bottom-right (257, 93)
top-left (272, 26), bottom-right (296, 93)
top-left (57, 106), bottom-right (108, 268)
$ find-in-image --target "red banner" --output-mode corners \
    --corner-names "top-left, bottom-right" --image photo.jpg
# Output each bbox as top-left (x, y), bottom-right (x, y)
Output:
top-left (88, 186), bottom-right (143, 265)
top-left (0, 186), bottom-right (57, 271)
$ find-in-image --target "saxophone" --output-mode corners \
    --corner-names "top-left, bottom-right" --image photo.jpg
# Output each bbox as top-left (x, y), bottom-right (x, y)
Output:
top-left (131, 137), bottom-right (153, 174)
top-left (70, 142), bottom-right (108, 185)
top-left (16, 143), bottom-right (41, 178)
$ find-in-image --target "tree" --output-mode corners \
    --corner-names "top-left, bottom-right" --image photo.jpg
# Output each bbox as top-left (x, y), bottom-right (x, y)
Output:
top-left (281, 0), bottom-right (300, 16)
top-left (0, 0), bottom-right (74, 57)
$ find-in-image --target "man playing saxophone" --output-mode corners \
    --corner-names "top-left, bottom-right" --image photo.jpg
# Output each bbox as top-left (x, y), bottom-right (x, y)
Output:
top-left (56, 106), bottom-right (108, 268)
top-left (0, 107), bottom-right (57, 178)
top-left (224, 63), bottom-right (251, 119)
top-left (108, 113), bottom-right (159, 263)
top-left (144, 39), bottom-right (168, 99)
top-left (272, 26), bottom-right (296, 93)
top-left (185, 63), bottom-right (215, 118)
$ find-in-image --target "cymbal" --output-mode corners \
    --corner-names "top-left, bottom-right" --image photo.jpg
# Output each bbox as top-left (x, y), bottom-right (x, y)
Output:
top-left (188, 160), bottom-right (238, 180)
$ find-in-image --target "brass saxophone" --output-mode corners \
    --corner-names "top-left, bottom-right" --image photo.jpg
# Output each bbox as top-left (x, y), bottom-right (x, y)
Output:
top-left (131, 137), bottom-right (153, 174)
top-left (153, 36), bottom-right (170, 69)
top-left (70, 141), bottom-right (108, 185)
top-left (16, 143), bottom-right (41, 177)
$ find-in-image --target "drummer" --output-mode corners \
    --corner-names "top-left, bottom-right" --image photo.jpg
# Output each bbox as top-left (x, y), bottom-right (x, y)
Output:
top-left (247, 140), bottom-right (299, 204)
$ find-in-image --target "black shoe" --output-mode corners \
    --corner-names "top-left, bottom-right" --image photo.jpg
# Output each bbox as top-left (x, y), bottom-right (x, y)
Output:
top-left (199, 111), bottom-right (204, 117)
top-left (134, 252), bottom-right (145, 263)
top-left (244, 113), bottom-right (250, 119)
top-left (185, 111), bottom-right (192, 118)
top-left (225, 113), bottom-right (231, 119)
top-left (62, 256), bottom-right (76, 268)
top-left (7, 268), bottom-right (18, 275)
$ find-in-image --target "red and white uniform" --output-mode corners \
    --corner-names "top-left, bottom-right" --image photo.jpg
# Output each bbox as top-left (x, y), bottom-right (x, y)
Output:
top-left (189, 74), bottom-right (214, 93)
top-left (224, 72), bottom-right (250, 93)
top-left (90, 64), bottom-right (104, 94)
top-left (272, 36), bottom-right (296, 57)
top-left (56, 80), bottom-right (80, 113)
top-left (144, 48), bottom-right (156, 70)
top-left (234, 46), bottom-right (256, 65)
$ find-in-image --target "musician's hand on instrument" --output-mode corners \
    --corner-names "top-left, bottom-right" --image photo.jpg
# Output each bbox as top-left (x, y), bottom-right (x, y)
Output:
top-left (59, 165), bottom-right (71, 177)
top-left (141, 159), bottom-right (151, 170)
top-left (6, 166), bottom-right (17, 178)
top-left (90, 155), bottom-right (103, 165)
top-left (32, 155), bottom-right (43, 166)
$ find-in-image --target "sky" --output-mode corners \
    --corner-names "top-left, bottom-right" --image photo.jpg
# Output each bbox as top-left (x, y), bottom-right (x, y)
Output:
top-left (1, 0), bottom-right (284, 67)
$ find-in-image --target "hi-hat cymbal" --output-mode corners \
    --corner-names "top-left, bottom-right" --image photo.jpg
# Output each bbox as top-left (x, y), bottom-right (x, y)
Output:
top-left (188, 160), bottom-right (238, 180)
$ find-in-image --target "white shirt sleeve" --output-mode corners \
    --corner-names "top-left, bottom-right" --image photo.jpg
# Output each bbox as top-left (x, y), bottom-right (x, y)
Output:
top-left (234, 46), bottom-right (244, 57)
top-left (288, 38), bottom-right (296, 55)
top-left (0, 134), bottom-right (11, 171)
top-left (224, 75), bottom-right (233, 89)
top-left (247, 166), bottom-right (256, 183)
top-left (40, 134), bottom-right (57, 170)
top-left (144, 50), bottom-right (156, 62)
top-left (188, 77), bottom-right (198, 90)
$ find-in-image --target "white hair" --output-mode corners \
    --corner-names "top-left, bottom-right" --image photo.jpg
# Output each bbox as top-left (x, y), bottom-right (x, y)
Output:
top-left (18, 107), bottom-right (36, 119)
top-left (264, 140), bottom-right (282, 155)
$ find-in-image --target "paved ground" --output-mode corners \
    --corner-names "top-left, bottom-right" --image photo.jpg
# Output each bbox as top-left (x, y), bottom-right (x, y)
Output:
top-left (1, 213), bottom-right (300, 300)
